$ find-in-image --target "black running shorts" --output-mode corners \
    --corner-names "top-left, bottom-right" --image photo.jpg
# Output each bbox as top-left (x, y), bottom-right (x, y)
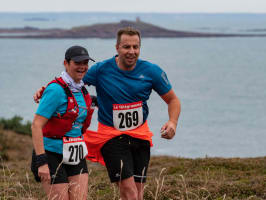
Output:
top-left (31, 150), bottom-right (88, 184)
top-left (101, 134), bottom-right (150, 183)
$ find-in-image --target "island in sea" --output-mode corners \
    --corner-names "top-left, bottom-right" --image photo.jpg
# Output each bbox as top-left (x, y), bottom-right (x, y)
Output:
top-left (0, 18), bottom-right (266, 39)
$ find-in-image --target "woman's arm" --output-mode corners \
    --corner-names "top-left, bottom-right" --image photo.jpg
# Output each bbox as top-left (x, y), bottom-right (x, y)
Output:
top-left (31, 114), bottom-right (49, 154)
top-left (31, 114), bottom-right (50, 182)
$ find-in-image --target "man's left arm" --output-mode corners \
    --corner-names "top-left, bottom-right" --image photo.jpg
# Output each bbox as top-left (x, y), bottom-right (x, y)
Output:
top-left (160, 89), bottom-right (181, 139)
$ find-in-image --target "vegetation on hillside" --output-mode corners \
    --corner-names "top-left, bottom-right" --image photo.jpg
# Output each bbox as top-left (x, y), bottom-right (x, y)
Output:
top-left (0, 116), bottom-right (31, 161)
top-left (0, 130), bottom-right (8, 160)
top-left (0, 129), bottom-right (265, 199)
top-left (0, 115), bottom-right (31, 136)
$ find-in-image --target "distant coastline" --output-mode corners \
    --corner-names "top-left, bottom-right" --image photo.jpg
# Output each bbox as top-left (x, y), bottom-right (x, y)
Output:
top-left (1, 18), bottom-right (266, 39)
top-left (24, 17), bottom-right (51, 21)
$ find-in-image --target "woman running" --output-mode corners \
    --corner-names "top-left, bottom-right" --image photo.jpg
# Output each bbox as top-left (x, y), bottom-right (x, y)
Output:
top-left (31, 45), bottom-right (95, 200)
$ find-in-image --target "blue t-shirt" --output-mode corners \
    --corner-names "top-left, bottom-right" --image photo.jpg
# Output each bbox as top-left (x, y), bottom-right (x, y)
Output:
top-left (83, 56), bottom-right (172, 127)
top-left (36, 83), bottom-right (87, 154)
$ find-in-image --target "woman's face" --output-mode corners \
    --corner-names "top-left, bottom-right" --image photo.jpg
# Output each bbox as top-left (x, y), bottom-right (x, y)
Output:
top-left (64, 59), bottom-right (89, 83)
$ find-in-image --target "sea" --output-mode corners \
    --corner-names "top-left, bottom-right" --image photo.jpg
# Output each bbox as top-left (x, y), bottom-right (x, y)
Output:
top-left (0, 12), bottom-right (266, 158)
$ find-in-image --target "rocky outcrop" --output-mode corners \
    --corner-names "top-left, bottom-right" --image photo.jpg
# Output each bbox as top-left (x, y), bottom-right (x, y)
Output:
top-left (0, 19), bottom-right (265, 39)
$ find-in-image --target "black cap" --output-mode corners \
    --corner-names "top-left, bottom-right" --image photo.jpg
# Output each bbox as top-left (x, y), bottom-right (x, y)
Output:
top-left (65, 45), bottom-right (95, 62)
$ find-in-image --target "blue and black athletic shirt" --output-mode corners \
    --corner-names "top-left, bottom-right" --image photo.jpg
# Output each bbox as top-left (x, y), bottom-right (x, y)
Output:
top-left (83, 56), bottom-right (172, 127)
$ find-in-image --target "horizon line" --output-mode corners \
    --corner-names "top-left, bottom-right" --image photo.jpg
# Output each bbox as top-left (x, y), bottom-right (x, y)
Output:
top-left (0, 11), bottom-right (266, 14)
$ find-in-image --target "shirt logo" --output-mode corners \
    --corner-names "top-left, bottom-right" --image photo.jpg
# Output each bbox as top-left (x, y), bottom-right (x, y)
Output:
top-left (161, 72), bottom-right (169, 85)
top-left (139, 74), bottom-right (145, 79)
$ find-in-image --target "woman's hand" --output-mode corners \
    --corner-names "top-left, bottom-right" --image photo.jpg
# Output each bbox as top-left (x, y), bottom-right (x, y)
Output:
top-left (38, 164), bottom-right (51, 182)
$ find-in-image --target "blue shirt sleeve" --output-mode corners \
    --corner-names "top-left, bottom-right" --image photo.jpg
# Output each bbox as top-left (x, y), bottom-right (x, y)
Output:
top-left (151, 64), bottom-right (172, 96)
top-left (36, 83), bottom-right (65, 119)
top-left (83, 63), bottom-right (98, 86)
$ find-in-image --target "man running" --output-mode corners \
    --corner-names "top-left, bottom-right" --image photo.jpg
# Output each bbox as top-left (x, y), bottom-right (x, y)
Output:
top-left (83, 27), bottom-right (181, 200)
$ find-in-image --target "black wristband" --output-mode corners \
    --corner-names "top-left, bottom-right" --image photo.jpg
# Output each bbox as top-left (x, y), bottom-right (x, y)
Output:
top-left (35, 153), bottom-right (48, 168)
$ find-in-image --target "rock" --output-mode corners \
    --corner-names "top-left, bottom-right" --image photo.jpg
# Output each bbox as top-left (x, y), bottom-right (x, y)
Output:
top-left (0, 19), bottom-right (266, 39)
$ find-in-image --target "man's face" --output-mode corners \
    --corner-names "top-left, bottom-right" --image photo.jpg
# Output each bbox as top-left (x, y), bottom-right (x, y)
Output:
top-left (116, 34), bottom-right (140, 70)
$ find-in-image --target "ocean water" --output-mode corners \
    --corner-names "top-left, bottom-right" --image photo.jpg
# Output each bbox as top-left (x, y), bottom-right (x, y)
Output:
top-left (0, 13), bottom-right (266, 158)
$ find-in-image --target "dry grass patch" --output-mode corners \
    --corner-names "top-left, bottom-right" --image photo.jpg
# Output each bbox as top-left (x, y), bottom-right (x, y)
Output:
top-left (0, 131), bottom-right (265, 199)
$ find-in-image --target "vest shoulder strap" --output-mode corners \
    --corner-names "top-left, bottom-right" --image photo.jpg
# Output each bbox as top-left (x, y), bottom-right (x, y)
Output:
top-left (81, 86), bottom-right (88, 95)
top-left (47, 77), bottom-right (73, 97)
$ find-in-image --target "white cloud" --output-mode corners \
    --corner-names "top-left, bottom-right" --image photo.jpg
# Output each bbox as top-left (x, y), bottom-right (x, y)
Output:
top-left (1, 0), bottom-right (266, 13)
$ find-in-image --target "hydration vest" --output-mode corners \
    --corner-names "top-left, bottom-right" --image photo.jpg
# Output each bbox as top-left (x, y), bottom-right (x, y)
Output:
top-left (42, 77), bottom-right (94, 138)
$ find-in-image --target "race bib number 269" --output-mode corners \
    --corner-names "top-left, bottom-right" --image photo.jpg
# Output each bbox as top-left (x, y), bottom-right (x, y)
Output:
top-left (113, 101), bottom-right (143, 131)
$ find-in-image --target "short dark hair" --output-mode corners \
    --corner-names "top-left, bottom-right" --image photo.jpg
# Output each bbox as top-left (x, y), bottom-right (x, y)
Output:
top-left (116, 27), bottom-right (141, 46)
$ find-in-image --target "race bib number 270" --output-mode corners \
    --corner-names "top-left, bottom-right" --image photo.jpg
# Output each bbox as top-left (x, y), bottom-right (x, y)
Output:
top-left (62, 137), bottom-right (88, 165)
top-left (113, 101), bottom-right (143, 131)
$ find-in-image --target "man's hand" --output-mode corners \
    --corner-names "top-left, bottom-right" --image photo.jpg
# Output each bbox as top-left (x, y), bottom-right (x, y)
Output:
top-left (33, 86), bottom-right (46, 103)
top-left (38, 164), bottom-right (51, 182)
top-left (160, 120), bottom-right (176, 139)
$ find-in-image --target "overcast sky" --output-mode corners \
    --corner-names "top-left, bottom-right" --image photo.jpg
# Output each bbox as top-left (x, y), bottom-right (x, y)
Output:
top-left (1, 0), bottom-right (266, 13)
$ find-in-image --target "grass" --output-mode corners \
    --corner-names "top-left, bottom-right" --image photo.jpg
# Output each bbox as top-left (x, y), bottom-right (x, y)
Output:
top-left (0, 130), bottom-right (265, 199)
